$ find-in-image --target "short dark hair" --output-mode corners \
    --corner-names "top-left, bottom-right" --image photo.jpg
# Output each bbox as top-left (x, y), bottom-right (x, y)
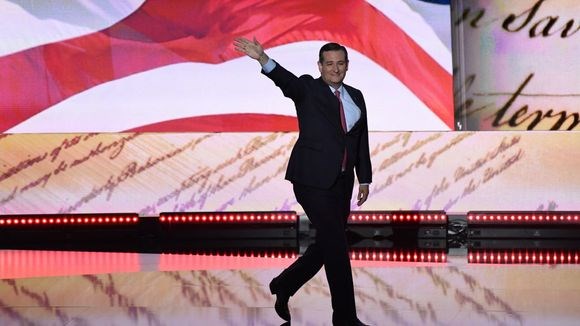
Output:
top-left (318, 42), bottom-right (348, 63)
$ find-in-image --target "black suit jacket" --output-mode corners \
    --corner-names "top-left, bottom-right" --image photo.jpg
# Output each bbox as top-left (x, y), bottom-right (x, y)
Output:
top-left (263, 62), bottom-right (372, 189)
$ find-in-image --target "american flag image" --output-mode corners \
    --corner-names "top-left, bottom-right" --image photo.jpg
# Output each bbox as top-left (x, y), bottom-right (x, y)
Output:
top-left (0, 0), bottom-right (453, 133)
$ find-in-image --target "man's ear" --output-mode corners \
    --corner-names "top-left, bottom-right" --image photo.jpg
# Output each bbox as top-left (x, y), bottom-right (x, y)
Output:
top-left (317, 61), bottom-right (323, 73)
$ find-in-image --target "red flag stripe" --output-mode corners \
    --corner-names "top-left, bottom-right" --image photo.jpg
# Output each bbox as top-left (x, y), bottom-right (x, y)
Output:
top-left (125, 113), bottom-right (298, 132)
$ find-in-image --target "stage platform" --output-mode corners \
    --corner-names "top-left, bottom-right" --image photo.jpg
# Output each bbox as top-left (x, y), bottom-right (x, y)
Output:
top-left (2, 248), bottom-right (580, 326)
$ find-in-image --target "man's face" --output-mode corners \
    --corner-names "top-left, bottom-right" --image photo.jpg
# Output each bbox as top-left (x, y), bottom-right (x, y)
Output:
top-left (318, 50), bottom-right (348, 89)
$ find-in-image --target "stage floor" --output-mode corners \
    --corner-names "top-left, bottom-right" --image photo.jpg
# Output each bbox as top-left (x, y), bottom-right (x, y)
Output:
top-left (2, 249), bottom-right (580, 326)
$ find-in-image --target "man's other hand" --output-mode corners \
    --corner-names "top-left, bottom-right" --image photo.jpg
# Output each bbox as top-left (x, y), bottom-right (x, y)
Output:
top-left (356, 184), bottom-right (369, 206)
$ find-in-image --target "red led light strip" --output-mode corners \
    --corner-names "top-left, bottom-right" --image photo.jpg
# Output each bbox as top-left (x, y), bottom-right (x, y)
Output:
top-left (350, 249), bottom-right (447, 263)
top-left (0, 214), bottom-right (139, 228)
top-left (348, 211), bottom-right (447, 225)
top-left (161, 250), bottom-right (298, 259)
top-left (468, 249), bottom-right (580, 264)
top-left (159, 212), bottom-right (298, 224)
top-left (467, 212), bottom-right (580, 225)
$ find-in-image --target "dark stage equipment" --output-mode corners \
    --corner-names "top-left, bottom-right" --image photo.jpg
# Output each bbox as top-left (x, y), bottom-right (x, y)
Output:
top-left (467, 211), bottom-right (580, 239)
top-left (466, 211), bottom-right (580, 264)
top-left (345, 210), bottom-right (448, 240)
top-left (0, 213), bottom-right (140, 250)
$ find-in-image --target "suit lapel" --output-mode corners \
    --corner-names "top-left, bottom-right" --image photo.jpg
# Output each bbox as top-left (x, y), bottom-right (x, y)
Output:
top-left (316, 78), bottom-right (344, 133)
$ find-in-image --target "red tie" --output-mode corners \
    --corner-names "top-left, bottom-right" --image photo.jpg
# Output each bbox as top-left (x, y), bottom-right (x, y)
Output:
top-left (335, 90), bottom-right (347, 171)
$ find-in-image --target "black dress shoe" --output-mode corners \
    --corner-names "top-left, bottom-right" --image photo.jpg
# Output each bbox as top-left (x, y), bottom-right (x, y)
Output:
top-left (269, 279), bottom-right (291, 321)
top-left (332, 316), bottom-right (370, 326)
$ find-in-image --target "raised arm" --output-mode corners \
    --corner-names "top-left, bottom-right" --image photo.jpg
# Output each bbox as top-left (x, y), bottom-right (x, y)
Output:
top-left (234, 37), bottom-right (270, 66)
top-left (234, 37), bottom-right (305, 103)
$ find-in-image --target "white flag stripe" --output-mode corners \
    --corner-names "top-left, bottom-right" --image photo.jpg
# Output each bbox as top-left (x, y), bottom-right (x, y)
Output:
top-left (404, 0), bottom-right (453, 50)
top-left (0, 0), bottom-right (144, 56)
top-left (7, 41), bottom-right (447, 133)
top-left (366, 0), bottom-right (452, 72)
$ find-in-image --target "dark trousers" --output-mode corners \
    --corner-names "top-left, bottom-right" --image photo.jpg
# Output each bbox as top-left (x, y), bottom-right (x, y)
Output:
top-left (271, 172), bottom-right (357, 322)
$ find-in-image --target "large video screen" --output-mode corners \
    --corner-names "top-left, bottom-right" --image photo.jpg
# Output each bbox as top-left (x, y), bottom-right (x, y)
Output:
top-left (0, 0), bottom-right (453, 133)
top-left (3, 1), bottom-right (580, 216)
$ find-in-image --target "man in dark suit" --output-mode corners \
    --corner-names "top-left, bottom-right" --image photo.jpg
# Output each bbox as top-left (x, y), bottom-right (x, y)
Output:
top-left (234, 37), bottom-right (372, 326)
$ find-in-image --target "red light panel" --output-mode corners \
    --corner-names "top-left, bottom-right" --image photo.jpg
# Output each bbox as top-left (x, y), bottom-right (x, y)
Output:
top-left (467, 211), bottom-right (580, 225)
top-left (159, 211), bottom-right (298, 224)
top-left (468, 249), bottom-right (580, 264)
top-left (350, 249), bottom-right (447, 263)
top-left (0, 250), bottom-right (141, 279)
top-left (0, 213), bottom-right (139, 228)
top-left (348, 211), bottom-right (447, 225)
top-left (161, 249), bottom-right (298, 259)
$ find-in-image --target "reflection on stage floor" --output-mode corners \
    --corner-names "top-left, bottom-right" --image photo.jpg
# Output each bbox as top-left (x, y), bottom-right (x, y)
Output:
top-left (2, 242), bottom-right (580, 326)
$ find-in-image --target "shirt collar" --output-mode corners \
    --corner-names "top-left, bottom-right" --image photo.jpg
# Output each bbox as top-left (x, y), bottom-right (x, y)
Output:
top-left (329, 84), bottom-right (345, 95)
